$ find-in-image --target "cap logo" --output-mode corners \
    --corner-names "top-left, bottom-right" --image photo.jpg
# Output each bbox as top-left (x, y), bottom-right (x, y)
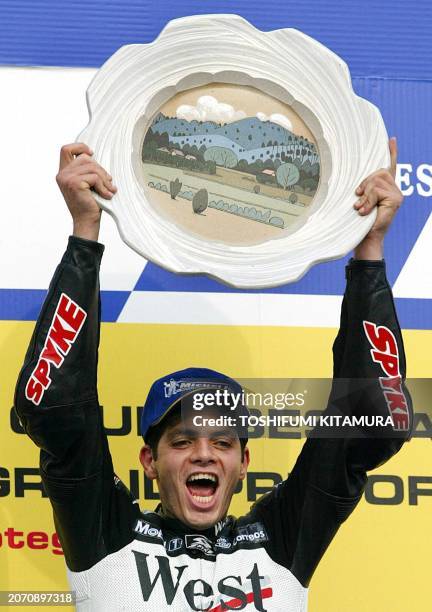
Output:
top-left (163, 378), bottom-right (230, 398)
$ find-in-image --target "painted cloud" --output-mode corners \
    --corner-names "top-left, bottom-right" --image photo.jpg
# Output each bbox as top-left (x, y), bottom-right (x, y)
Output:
top-left (176, 95), bottom-right (247, 123)
top-left (256, 112), bottom-right (293, 131)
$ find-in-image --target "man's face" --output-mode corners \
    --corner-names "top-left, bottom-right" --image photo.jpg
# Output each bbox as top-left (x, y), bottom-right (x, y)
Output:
top-left (140, 411), bottom-right (249, 530)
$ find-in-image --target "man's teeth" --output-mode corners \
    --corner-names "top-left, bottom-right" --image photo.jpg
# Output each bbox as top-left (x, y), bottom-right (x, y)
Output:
top-left (191, 494), bottom-right (214, 503)
top-left (188, 473), bottom-right (217, 483)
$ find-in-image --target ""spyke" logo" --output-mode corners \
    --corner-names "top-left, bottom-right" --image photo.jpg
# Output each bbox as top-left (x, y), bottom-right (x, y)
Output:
top-left (363, 321), bottom-right (411, 431)
top-left (25, 294), bottom-right (87, 406)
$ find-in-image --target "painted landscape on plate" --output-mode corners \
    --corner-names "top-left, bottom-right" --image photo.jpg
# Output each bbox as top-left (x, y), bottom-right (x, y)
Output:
top-left (140, 84), bottom-right (320, 245)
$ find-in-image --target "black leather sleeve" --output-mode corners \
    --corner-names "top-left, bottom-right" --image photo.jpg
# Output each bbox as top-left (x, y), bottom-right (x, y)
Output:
top-left (14, 236), bottom-right (105, 476)
top-left (253, 259), bottom-right (412, 586)
top-left (14, 237), bottom-right (139, 571)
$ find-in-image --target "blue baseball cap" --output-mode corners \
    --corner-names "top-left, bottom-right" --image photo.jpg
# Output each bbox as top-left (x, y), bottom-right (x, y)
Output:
top-left (141, 367), bottom-right (246, 441)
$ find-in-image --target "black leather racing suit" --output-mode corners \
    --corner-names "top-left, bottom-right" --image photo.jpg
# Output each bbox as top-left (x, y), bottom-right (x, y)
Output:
top-left (14, 237), bottom-right (411, 611)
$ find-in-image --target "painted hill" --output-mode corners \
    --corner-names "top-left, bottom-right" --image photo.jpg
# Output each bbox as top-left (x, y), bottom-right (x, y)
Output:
top-left (151, 113), bottom-right (317, 154)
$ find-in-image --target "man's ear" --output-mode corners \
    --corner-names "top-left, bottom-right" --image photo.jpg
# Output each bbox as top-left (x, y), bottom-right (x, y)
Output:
top-left (139, 445), bottom-right (158, 480)
top-left (239, 446), bottom-right (250, 481)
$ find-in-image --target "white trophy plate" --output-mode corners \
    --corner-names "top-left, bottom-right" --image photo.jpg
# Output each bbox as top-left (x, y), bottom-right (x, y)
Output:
top-left (78, 14), bottom-right (389, 288)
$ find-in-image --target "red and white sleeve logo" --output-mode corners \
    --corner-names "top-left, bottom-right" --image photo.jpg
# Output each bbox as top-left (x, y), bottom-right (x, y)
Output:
top-left (363, 321), bottom-right (410, 431)
top-left (25, 293), bottom-right (87, 406)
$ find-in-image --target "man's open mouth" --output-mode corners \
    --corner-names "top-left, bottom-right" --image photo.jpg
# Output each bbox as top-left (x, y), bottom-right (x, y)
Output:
top-left (186, 473), bottom-right (219, 504)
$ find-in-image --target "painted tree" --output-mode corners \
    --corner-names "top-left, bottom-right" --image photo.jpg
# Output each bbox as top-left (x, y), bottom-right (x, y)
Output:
top-left (237, 159), bottom-right (249, 172)
top-left (204, 147), bottom-right (238, 169)
top-left (192, 189), bottom-right (208, 213)
top-left (276, 163), bottom-right (300, 190)
top-left (302, 160), bottom-right (312, 174)
top-left (169, 178), bottom-right (182, 200)
top-left (311, 162), bottom-right (320, 177)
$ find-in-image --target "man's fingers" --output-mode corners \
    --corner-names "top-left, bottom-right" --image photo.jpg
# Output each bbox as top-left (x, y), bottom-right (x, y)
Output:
top-left (355, 180), bottom-right (382, 214)
top-left (354, 194), bottom-right (367, 213)
top-left (59, 143), bottom-right (93, 171)
top-left (65, 161), bottom-right (116, 192)
top-left (356, 181), bottom-right (365, 196)
top-left (356, 164), bottom-right (396, 195)
top-left (389, 137), bottom-right (398, 178)
top-left (356, 170), bottom-right (381, 195)
top-left (355, 195), bottom-right (375, 215)
top-left (355, 189), bottom-right (390, 215)
top-left (79, 174), bottom-right (115, 199)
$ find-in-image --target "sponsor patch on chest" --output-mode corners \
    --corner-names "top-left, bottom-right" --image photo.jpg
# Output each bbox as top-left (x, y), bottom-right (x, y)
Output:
top-left (132, 550), bottom-right (273, 611)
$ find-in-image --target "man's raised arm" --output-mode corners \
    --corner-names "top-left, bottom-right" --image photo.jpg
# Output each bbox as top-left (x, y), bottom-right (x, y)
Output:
top-left (14, 147), bottom-right (142, 572)
top-left (14, 143), bottom-right (116, 478)
top-left (252, 138), bottom-right (412, 587)
top-left (324, 136), bottom-right (412, 484)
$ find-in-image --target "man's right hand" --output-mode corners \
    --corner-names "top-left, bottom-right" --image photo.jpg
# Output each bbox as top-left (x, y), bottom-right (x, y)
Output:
top-left (56, 143), bottom-right (117, 241)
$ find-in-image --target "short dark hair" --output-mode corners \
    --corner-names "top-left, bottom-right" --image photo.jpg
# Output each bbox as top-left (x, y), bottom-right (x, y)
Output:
top-left (145, 408), bottom-right (182, 460)
top-left (145, 404), bottom-right (248, 461)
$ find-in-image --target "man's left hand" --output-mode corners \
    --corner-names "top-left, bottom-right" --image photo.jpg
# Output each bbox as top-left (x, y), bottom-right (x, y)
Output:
top-left (354, 137), bottom-right (403, 260)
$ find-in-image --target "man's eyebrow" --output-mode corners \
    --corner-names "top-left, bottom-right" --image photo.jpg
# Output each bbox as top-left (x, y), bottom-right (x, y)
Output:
top-left (208, 429), bottom-right (237, 439)
top-left (166, 427), bottom-right (237, 440)
top-left (166, 427), bottom-right (198, 440)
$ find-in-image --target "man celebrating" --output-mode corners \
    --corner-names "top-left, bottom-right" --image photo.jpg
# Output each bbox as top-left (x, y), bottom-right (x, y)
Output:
top-left (15, 139), bottom-right (411, 611)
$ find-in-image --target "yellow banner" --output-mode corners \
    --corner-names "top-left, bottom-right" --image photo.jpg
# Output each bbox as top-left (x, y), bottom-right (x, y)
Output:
top-left (1, 321), bottom-right (431, 611)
